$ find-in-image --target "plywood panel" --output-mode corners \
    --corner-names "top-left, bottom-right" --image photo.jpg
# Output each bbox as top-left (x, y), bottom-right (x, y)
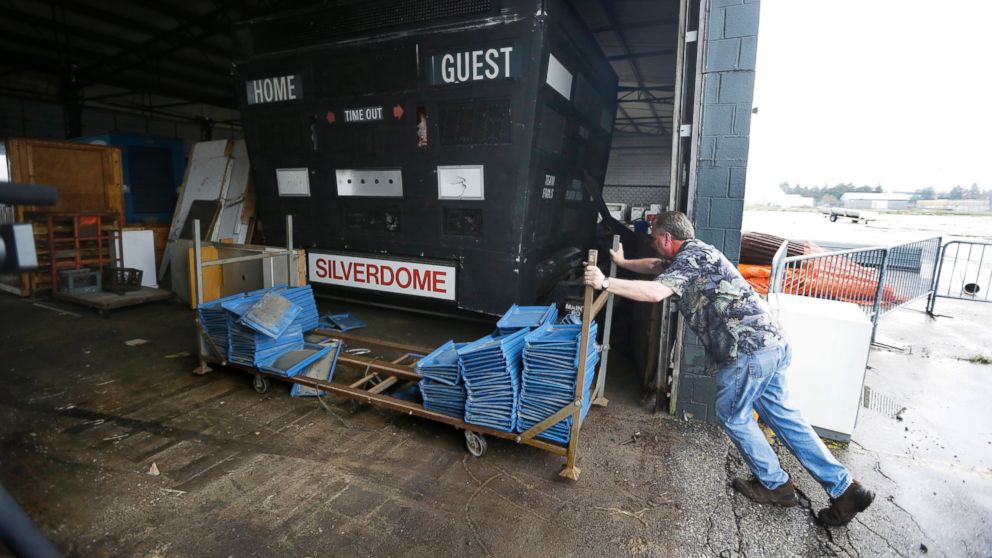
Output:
top-left (187, 245), bottom-right (221, 308)
top-left (214, 139), bottom-right (252, 243)
top-left (6, 138), bottom-right (124, 219)
top-left (159, 139), bottom-right (233, 279)
top-left (146, 223), bottom-right (170, 268)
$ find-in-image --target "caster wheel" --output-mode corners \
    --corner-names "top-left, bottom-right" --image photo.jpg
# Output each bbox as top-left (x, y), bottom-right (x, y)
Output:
top-left (829, 214), bottom-right (838, 222)
top-left (464, 430), bottom-right (487, 457)
top-left (252, 374), bottom-right (271, 394)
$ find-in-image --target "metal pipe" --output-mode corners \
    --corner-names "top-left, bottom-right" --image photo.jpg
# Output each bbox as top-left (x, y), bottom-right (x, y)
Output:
top-left (594, 234), bottom-right (620, 405)
top-left (869, 249), bottom-right (890, 342)
top-left (0, 483), bottom-right (60, 558)
top-left (286, 214), bottom-right (296, 287)
top-left (201, 251), bottom-right (294, 267)
top-left (947, 243), bottom-right (962, 297)
top-left (984, 244), bottom-right (992, 301)
top-left (193, 219), bottom-right (203, 307)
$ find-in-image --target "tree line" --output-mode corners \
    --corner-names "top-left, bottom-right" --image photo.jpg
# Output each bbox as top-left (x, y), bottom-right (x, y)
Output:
top-left (778, 182), bottom-right (990, 203)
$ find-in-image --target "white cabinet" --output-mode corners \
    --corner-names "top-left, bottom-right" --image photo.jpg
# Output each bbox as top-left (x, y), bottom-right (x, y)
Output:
top-left (768, 294), bottom-right (872, 441)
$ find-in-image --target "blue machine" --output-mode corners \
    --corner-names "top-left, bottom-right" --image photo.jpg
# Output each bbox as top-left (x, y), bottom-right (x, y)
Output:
top-left (75, 133), bottom-right (186, 224)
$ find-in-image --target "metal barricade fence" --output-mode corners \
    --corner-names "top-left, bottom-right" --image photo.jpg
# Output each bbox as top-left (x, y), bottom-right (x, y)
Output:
top-left (770, 237), bottom-right (942, 340)
top-left (880, 237), bottom-right (942, 315)
top-left (927, 241), bottom-right (992, 313)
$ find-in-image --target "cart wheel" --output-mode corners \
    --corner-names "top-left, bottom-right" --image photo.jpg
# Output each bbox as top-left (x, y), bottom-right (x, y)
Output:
top-left (829, 214), bottom-right (838, 222)
top-left (252, 374), bottom-right (271, 394)
top-left (464, 430), bottom-right (487, 457)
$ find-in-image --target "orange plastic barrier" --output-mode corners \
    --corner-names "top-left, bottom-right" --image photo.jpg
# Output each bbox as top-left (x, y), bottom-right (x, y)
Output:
top-left (738, 261), bottom-right (903, 307)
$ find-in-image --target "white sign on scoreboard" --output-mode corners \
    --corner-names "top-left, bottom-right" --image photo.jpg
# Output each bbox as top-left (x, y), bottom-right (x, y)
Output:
top-left (308, 251), bottom-right (456, 301)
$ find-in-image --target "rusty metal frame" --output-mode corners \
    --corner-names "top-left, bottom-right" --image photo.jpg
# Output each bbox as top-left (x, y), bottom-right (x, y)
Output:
top-left (193, 245), bottom-right (615, 479)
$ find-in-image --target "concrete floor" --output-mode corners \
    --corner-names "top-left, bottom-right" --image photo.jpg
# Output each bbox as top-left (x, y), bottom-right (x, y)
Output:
top-left (1, 293), bottom-right (990, 557)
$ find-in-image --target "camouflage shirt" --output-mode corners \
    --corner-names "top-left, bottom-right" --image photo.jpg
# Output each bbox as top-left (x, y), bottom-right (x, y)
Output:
top-left (656, 239), bottom-right (786, 364)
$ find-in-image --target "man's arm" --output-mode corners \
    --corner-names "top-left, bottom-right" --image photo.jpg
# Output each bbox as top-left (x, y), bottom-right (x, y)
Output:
top-left (610, 242), bottom-right (666, 275)
top-left (616, 258), bottom-right (666, 275)
top-left (584, 265), bottom-right (674, 303)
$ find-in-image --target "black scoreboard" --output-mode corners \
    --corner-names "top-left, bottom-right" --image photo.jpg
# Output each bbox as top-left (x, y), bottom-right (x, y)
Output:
top-left (233, 0), bottom-right (617, 315)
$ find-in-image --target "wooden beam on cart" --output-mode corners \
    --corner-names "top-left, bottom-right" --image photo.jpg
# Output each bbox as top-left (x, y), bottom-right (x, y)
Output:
top-left (518, 400), bottom-right (580, 442)
top-left (559, 249), bottom-right (598, 481)
top-left (592, 234), bottom-right (620, 406)
top-left (212, 359), bottom-right (568, 456)
top-left (335, 353), bottom-right (421, 382)
top-left (313, 329), bottom-right (435, 356)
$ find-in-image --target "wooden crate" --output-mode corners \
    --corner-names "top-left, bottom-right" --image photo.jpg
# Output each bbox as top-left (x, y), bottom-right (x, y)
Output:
top-left (7, 138), bottom-right (124, 219)
top-left (3, 139), bottom-right (125, 296)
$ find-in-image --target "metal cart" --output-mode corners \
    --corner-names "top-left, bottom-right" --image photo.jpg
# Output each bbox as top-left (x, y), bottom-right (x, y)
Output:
top-left (192, 219), bottom-right (619, 479)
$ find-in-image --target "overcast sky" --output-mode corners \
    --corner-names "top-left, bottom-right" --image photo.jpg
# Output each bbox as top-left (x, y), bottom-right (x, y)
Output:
top-left (744, 0), bottom-right (992, 199)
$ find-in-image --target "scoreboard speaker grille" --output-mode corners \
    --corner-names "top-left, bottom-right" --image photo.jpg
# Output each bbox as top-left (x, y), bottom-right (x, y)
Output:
top-left (438, 98), bottom-right (512, 146)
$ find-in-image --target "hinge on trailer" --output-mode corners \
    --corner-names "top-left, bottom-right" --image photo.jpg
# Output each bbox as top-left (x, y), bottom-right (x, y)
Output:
top-left (685, 30), bottom-right (698, 43)
top-left (679, 124), bottom-right (692, 137)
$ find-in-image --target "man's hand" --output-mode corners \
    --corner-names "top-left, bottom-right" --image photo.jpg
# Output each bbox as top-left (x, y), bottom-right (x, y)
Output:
top-left (610, 243), bottom-right (626, 266)
top-left (584, 264), bottom-right (606, 290)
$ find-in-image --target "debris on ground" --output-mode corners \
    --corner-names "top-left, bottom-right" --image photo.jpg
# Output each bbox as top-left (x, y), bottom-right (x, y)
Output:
top-left (125, 339), bottom-right (149, 347)
top-left (621, 432), bottom-right (642, 445)
top-left (164, 351), bottom-right (191, 359)
top-left (147, 462), bottom-right (160, 476)
top-left (593, 506), bottom-right (650, 527)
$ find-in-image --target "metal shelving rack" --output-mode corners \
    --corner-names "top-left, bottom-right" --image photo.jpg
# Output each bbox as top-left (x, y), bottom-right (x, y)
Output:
top-left (29, 212), bottom-right (123, 295)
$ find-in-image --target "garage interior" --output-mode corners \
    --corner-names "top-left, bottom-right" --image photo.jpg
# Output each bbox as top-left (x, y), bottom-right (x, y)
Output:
top-left (0, 1), bottom-right (744, 556)
top-left (0, 0), bottom-right (678, 210)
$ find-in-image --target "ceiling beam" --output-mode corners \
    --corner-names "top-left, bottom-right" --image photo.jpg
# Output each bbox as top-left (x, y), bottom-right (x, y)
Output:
top-left (0, 41), bottom-right (233, 98)
top-left (127, 0), bottom-right (230, 35)
top-left (0, 27), bottom-right (112, 65)
top-left (2, 7), bottom-right (230, 77)
top-left (44, 0), bottom-right (229, 60)
top-left (607, 49), bottom-right (677, 61)
top-left (0, 49), bottom-right (234, 108)
top-left (615, 116), bottom-right (675, 121)
top-left (618, 85), bottom-right (676, 92)
top-left (598, 0), bottom-right (665, 135)
top-left (74, 1), bottom-right (242, 87)
top-left (590, 18), bottom-right (678, 34)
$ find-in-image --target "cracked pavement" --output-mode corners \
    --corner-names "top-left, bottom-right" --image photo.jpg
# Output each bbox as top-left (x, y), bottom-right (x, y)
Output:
top-left (0, 294), bottom-right (989, 557)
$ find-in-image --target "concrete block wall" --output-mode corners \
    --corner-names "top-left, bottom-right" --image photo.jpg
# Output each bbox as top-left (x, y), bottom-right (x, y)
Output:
top-left (603, 133), bottom-right (672, 211)
top-left (676, 0), bottom-right (760, 423)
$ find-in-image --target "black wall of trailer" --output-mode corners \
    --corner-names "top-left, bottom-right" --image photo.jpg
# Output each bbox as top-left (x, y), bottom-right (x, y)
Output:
top-left (233, 0), bottom-right (617, 314)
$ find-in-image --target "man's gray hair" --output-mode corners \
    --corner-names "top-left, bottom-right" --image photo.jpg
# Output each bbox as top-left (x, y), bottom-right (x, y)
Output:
top-left (654, 211), bottom-right (695, 240)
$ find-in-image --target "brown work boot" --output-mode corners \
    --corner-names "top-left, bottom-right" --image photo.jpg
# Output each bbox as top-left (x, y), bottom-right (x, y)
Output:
top-left (732, 477), bottom-right (799, 507)
top-left (817, 480), bottom-right (874, 527)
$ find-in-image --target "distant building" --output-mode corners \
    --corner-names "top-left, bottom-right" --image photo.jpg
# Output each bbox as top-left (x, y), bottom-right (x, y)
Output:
top-left (916, 199), bottom-right (991, 212)
top-left (779, 194), bottom-right (815, 208)
top-left (747, 188), bottom-right (814, 208)
top-left (840, 192), bottom-right (913, 210)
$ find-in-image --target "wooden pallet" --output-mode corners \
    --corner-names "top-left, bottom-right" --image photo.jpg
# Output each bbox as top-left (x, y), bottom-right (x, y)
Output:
top-left (56, 286), bottom-right (172, 316)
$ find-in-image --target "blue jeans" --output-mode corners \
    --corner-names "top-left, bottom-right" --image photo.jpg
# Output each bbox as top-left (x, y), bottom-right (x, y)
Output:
top-left (713, 343), bottom-right (852, 499)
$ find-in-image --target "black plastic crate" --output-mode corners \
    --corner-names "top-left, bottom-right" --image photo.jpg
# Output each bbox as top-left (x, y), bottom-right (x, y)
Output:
top-left (58, 268), bottom-right (102, 295)
top-left (104, 267), bottom-right (143, 295)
